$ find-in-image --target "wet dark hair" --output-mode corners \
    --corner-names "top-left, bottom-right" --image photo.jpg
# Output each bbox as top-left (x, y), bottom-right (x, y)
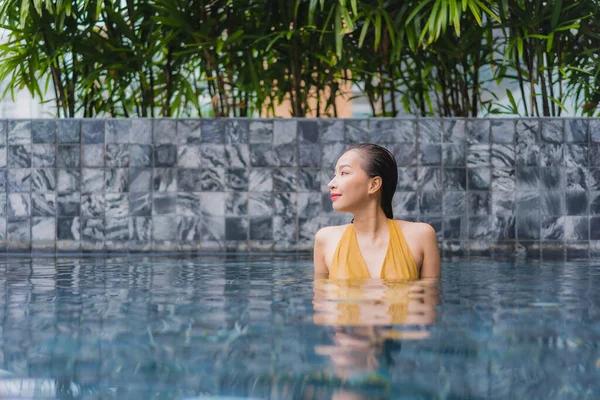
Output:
top-left (345, 143), bottom-right (398, 219)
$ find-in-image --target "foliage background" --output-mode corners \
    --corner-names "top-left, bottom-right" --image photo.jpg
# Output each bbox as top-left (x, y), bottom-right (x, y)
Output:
top-left (0, 0), bottom-right (598, 118)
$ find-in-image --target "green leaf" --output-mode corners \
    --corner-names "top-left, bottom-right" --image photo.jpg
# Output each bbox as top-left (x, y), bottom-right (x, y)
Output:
top-left (551, 0), bottom-right (562, 29)
top-left (358, 19), bottom-right (370, 48)
top-left (506, 88), bottom-right (518, 113)
top-left (549, 96), bottom-right (568, 113)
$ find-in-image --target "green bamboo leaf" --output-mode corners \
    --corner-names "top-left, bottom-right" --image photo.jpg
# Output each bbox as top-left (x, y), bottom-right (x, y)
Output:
top-left (335, 5), bottom-right (343, 56)
top-left (551, 0), bottom-right (562, 29)
top-left (308, 0), bottom-right (318, 26)
top-left (358, 19), bottom-right (370, 48)
top-left (374, 12), bottom-right (381, 49)
top-left (33, 0), bottom-right (42, 15)
top-left (546, 32), bottom-right (554, 53)
top-left (549, 96), bottom-right (568, 113)
top-left (472, 0), bottom-right (499, 23)
top-left (19, 0), bottom-right (30, 27)
top-left (506, 88), bottom-right (518, 113)
top-left (350, 0), bottom-right (357, 16)
top-left (406, 0), bottom-right (433, 25)
top-left (467, 2), bottom-right (482, 27)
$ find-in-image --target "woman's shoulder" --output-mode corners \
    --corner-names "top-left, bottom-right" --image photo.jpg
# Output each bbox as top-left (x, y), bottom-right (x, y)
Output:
top-left (314, 224), bottom-right (350, 244)
top-left (393, 219), bottom-right (436, 236)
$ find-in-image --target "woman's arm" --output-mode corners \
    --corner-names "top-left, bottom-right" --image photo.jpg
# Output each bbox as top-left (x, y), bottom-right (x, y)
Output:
top-left (419, 224), bottom-right (441, 279)
top-left (313, 228), bottom-right (329, 278)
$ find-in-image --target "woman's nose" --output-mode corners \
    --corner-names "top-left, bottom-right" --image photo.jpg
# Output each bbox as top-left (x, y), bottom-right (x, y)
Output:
top-left (327, 176), bottom-right (336, 190)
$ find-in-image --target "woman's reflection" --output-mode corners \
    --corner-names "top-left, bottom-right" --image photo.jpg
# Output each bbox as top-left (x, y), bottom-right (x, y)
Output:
top-left (312, 278), bottom-right (439, 398)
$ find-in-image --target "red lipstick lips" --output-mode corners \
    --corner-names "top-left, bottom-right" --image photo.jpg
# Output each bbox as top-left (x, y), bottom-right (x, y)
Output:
top-left (330, 193), bottom-right (341, 201)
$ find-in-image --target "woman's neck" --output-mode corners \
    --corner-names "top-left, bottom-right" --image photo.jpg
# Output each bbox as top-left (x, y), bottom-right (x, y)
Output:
top-left (351, 206), bottom-right (390, 240)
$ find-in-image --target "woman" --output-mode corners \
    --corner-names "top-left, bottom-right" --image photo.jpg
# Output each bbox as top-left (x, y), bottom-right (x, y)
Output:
top-left (313, 143), bottom-right (441, 279)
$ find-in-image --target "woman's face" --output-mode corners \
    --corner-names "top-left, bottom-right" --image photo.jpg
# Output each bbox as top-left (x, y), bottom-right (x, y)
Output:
top-left (327, 150), bottom-right (372, 213)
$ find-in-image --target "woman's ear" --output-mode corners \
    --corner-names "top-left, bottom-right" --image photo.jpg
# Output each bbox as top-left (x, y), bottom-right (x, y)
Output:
top-left (368, 176), bottom-right (382, 194)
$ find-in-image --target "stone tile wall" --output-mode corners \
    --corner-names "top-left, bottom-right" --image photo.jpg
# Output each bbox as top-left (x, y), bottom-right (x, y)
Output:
top-left (0, 117), bottom-right (598, 258)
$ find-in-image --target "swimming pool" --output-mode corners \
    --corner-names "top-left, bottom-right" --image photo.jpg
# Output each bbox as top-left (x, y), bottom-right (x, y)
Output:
top-left (0, 255), bottom-right (598, 399)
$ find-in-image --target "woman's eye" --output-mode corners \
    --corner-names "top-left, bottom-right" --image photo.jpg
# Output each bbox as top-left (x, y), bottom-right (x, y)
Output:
top-left (340, 172), bottom-right (347, 176)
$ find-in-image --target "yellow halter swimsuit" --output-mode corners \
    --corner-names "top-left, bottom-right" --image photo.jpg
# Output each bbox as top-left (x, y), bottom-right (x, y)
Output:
top-left (328, 219), bottom-right (419, 280)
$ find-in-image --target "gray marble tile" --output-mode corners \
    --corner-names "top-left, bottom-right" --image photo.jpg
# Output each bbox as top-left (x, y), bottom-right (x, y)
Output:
top-left (516, 167), bottom-right (539, 190)
top-left (274, 192), bottom-right (297, 215)
top-left (540, 167), bottom-right (563, 190)
top-left (129, 192), bottom-right (151, 216)
top-left (57, 193), bottom-right (80, 216)
top-left (226, 168), bottom-right (248, 191)
top-left (491, 119), bottom-right (515, 143)
top-left (468, 168), bottom-right (491, 190)
top-left (393, 143), bottom-right (417, 167)
top-left (225, 119), bottom-right (249, 144)
top-left (565, 167), bottom-right (588, 191)
top-left (592, 144), bottom-right (600, 167)
top-left (30, 169), bottom-right (56, 192)
top-left (56, 239), bottom-right (81, 252)
top-left (516, 143), bottom-right (539, 166)
top-left (592, 217), bottom-right (600, 240)
top-left (370, 119), bottom-right (396, 143)
top-left (418, 119), bottom-right (442, 143)
top-left (273, 216), bottom-right (297, 243)
top-left (590, 168), bottom-right (600, 190)
top-left (31, 193), bottom-right (56, 217)
top-left (419, 144), bottom-right (441, 166)
top-left (467, 144), bottom-right (490, 167)
top-left (320, 120), bottom-right (344, 142)
top-left (153, 193), bottom-right (177, 215)
top-left (517, 215), bottom-right (540, 240)
top-left (105, 169), bottom-right (128, 192)
top-left (443, 168), bottom-right (467, 190)
top-left (395, 119), bottom-right (417, 143)
top-left (491, 144), bottom-right (515, 167)
top-left (249, 120), bottom-right (273, 143)
top-left (0, 217), bottom-right (6, 240)
top-left (516, 191), bottom-right (540, 215)
top-left (105, 144), bottom-right (129, 167)
top-left (202, 119), bottom-right (225, 143)
top-left (81, 168), bottom-right (104, 192)
top-left (8, 219), bottom-right (30, 248)
top-left (298, 168), bottom-right (320, 192)
top-left (442, 119), bottom-right (466, 143)
top-left (494, 216), bottom-right (516, 240)
top-left (200, 215), bottom-right (225, 242)
top-left (177, 192), bottom-right (202, 216)
top-left (345, 119), bottom-right (369, 143)
top-left (397, 168), bottom-right (417, 191)
top-left (297, 192), bottom-right (320, 218)
top-left (0, 170), bottom-right (6, 192)
top-left (225, 217), bottom-right (248, 240)
top-left (8, 193), bottom-right (30, 218)
top-left (130, 144), bottom-right (153, 167)
top-left (392, 192), bottom-right (417, 216)
top-left (491, 168), bottom-right (515, 191)
top-left (81, 218), bottom-right (104, 241)
top-left (82, 144), bottom-right (104, 167)
top-left (418, 167), bottom-right (441, 191)
top-left (193, 168), bottom-right (224, 191)
top-left (299, 144), bottom-right (321, 167)
top-left (566, 241), bottom-right (589, 260)
top-left (274, 143), bottom-right (296, 166)
top-left (515, 119), bottom-right (539, 144)
top-left (177, 145), bottom-right (202, 168)
top-left (443, 216), bottom-right (467, 239)
top-left (564, 216), bottom-right (588, 240)
top-left (225, 193), bottom-right (247, 216)
top-left (130, 169), bottom-right (152, 192)
top-left (8, 120), bottom-right (31, 145)
top-left (442, 143), bottom-right (466, 166)
top-left (468, 216), bottom-right (492, 240)
top-left (32, 217), bottom-right (56, 241)
top-left (468, 191), bottom-right (490, 215)
top-left (250, 144), bottom-right (276, 167)
top-left (541, 119), bottom-right (564, 143)
top-left (199, 192), bottom-right (225, 216)
top-left (32, 144), bottom-right (55, 167)
top-left (298, 120), bottom-right (319, 143)
top-left (153, 168), bottom-right (177, 192)
top-left (0, 194), bottom-right (7, 216)
top-left (249, 193), bottom-right (273, 216)
top-left (591, 191), bottom-right (600, 215)
top-left (130, 119), bottom-right (153, 144)
top-left (443, 191), bottom-right (466, 215)
top-left (9, 145), bottom-right (31, 167)
top-left (541, 216), bottom-right (564, 240)
top-left (0, 121), bottom-right (5, 145)
top-left (321, 192), bottom-right (333, 213)
top-left (81, 193), bottom-right (104, 218)
top-left (466, 119), bottom-right (490, 144)
top-left (154, 144), bottom-right (177, 167)
top-left (419, 191), bottom-right (442, 214)
top-left (130, 217), bottom-right (151, 241)
top-left (106, 217), bottom-right (129, 241)
top-left (541, 191), bottom-right (564, 216)
top-left (153, 119), bottom-right (177, 143)
top-left (106, 120), bottom-right (130, 143)
top-left (250, 217), bottom-right (272, 240)
top-left (565, 144), bottom-right (588, 167)
top-left (8, 169), bottom-right (31, 192)
top-left (249, 169), bottom-right (272, 192)
top-left (57, 145), bottom-right (80, 168)
top-left (105, 193), bottom-right (128, 217)
top-left (225, 144), bottom-right (250, 168)
top-left (176, 119), bottom-right (202, 144)
top-left (565, 119), bottom-right (588, 143)
top-left (492, 191), bottom-right (516, 215)
top-left (178, 216), bottom-right (201, 241)
top-left (566, 191), bottom-right (588, 215)
top-left (82, 120), bottom-right (104, 144)
top-left (273, 168), bottom-right (297, 192)
top-left (33, 120), bottom-right (56, 143)
top-left (273, 119), bottom-right (297, 146)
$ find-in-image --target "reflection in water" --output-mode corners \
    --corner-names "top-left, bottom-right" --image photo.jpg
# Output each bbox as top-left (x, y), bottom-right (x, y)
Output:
top-left (312, 278), bottom-right (440, 399)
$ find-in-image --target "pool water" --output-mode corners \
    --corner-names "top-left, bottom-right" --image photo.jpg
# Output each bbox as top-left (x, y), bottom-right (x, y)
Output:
top-left (0, 255), bottom-right (599, 399)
